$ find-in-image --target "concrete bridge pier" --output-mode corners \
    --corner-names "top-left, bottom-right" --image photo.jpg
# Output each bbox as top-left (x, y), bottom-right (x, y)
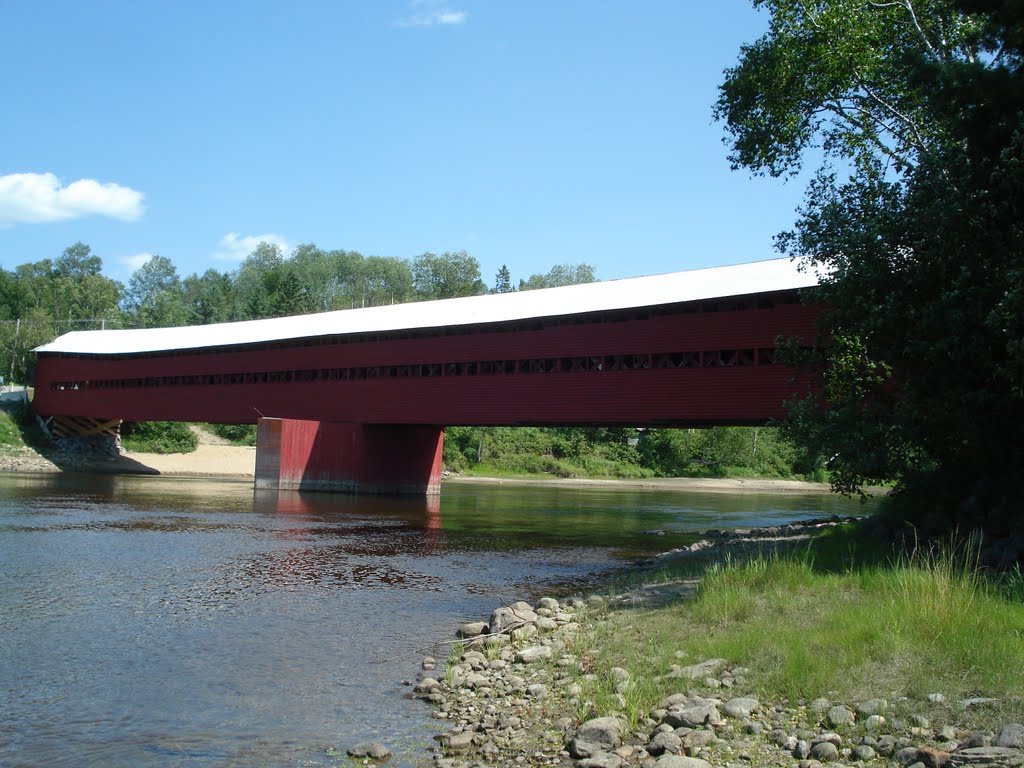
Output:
top-left (254, 417), bottom-right (444, 495)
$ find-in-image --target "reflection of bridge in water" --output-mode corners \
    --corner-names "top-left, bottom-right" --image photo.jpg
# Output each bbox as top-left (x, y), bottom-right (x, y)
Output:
top-left (33, 259), bottom-right (820, 495)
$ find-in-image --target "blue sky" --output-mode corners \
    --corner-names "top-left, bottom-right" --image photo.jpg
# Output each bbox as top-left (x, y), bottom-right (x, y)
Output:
top-left (1, 0), bottom-right (808, 287)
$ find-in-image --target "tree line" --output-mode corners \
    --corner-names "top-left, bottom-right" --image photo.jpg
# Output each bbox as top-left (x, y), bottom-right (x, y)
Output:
top-left (717, 0), bottom-right (1024, 525)
top-left (0, 242), bottom-right (596, 383)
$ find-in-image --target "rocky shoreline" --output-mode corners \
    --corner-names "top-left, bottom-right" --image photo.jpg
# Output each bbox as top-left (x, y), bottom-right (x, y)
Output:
top-left (394, 592), bottom-right (1023, 768)
top-left (339, 518), bottom-right (1024, 768)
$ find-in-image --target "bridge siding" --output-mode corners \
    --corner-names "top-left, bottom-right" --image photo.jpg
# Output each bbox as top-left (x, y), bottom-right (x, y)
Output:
top-left (33, 297), bottom-right (819, 427)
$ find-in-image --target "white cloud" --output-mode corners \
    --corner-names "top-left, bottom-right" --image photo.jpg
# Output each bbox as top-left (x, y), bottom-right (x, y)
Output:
top-left (213, 232), bottom-right (292, 261)
top-left (398, 0), bottom-right (468, 27)
top-left (119, 252), bottom-right (154, 272)
top-left (0, 172), bottom-right (145, 227)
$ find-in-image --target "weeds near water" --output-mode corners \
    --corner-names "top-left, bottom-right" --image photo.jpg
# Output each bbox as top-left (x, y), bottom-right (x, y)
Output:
top-left (569, 529), bottom-right (1024, 733)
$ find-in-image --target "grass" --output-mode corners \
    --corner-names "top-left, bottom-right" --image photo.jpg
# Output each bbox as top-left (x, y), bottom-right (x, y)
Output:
top-left (0, 408), bottom-right (25, 449)
top-left (204, 423), bottom-right (258, 446)
top-left (571, 532), bottom-right (1024, 733)
top-left (121, 421), bottom-right (199, 454)
top-left (0, 400), bottom-right (50, 452)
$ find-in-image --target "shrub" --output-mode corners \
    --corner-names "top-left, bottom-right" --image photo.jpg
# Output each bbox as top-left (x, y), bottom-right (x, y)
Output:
top-left (206, 423), bottom-right (257, 446)
top-left (121, 421), bottom-right (198, 454)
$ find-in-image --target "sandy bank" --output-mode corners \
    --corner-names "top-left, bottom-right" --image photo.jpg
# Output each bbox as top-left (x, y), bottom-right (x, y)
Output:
top-left (444, 473), bottom-right (836, 494)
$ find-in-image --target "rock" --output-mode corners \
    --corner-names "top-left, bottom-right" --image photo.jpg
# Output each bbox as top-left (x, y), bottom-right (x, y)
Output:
top-left (828, 705), bottom-right (856, 727)
top-left (896, 746), bottom-right (924, 765)
top-left (527, 683), bottom-right (548, 700)
top-left (948, 747), bottom-right (1024, 766)
top-left (857, 698), bottom-right (888, 717)
top-left (346, 742), bottom-right (391, 760)
top-left (647, 730), bottom-right (683, 756)
top-left (663, 700), bottom-right (721, 728)
top-left (865, 714), bottom-right (887, 730)
top-left (809, 697), bottom-right (832, 715)
top-left (457, 621), bottom-right (488, 638)
top-left (794, 739), bottom-right (810, 759)
top-left (937, 726), bottom-right (959, 741)
top-left (536, 597), bottom-right (559, 611)
top-left (877, 734), bottom-right (898, 756)
top-left (960, 733), bottom-right (993, 749)
top-left (575, 716), bottom-right (623, 750)
top-left (917, 746), bottom-right (951, 767)
top-left (536, 616), bottom-right (558, 631)
top-left (653, 756), bottom-right (713, 768)
top-left (997, 725), bottom-right (1024, 749)
top-left (515, 645), bottom-right (551, 664)
top-left (489, 602), bottom-right (538, 634)
top-left (669, 659), bottom-right (726, 680)
top-left (813, 731), bottom-right (842, 746)
top-left (961, 697), bottom-right (999, 709)
top-left (810, 741), bottom-right (839, 761)
top-left (723, 696), bottom-right (758, 719)
top-left (438, 731), bottom-right (475, 752)
top-left (683, 729), bottom-right (716, 749)
top-left (414, 677), bottom-right (441, 693)
top-left (421, 656), bottom-right (436, 670)
top-left (510, 623), bottom-right (538, 642)
top-left (578, 754), bottom-right (625, 768)
top-left (853, 744), bottom-right (877, 761)
top-left (929, 693), bottom-right (947, 704)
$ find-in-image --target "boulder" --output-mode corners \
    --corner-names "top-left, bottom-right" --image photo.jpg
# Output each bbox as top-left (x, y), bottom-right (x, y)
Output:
top-left (653, 756), bottom-right (713, 768)
top-left (997, 725), bottom-right (1024, 749)
top-left (722, 696), bottom-right (758, 719)
top-left (949, 747), bottom-right (1024, 766)
top-left (489, 601), bottom-right (538, 634)
top-left (346, 742), bottom-right (391, 760)
top-left (663, 700), bottom-right (721, 728)
top-left (828, 705), bottom-right (856, 727)
top-left (575, 716), bottom-right (623, 749)
top-left (514, 645), bottom-right (551, 664)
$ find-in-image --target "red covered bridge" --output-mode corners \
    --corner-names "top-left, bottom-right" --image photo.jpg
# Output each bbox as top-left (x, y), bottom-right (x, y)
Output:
top-left (33, 259), bottom-right (821, 495)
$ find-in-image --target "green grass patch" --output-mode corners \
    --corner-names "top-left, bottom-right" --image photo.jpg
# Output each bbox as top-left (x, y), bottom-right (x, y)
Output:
top-left (121, 421), bottom-right (199, 454)
top-left (0, 401), bottom-right (51, 451)
top-left (204, 423), bottom-right (257, 446)
top-left (574, 536), bottom-right (1024, 733)
top-left (0, 408), bottom-right (25, 449)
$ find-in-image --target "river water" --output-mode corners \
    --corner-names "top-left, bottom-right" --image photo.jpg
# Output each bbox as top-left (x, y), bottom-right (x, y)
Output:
top-left (0, 473), bottom-right (867, 767)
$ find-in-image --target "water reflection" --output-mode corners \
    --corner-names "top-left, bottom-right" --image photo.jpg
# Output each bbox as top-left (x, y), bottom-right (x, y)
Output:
top-left (0, 473), bottom-right (871, 768)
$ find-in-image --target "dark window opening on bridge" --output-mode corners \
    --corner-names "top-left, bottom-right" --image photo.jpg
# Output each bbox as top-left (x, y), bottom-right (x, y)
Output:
top-left (48, 345), bottom-right (806, 393)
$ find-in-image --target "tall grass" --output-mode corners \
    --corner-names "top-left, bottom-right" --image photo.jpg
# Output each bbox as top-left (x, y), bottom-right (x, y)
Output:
top-left (576, 538), bottom-right (1024, 731)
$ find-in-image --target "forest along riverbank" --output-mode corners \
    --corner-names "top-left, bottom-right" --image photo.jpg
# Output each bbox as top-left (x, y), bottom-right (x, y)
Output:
top-left (398, 518), bottom-right (1024, 768)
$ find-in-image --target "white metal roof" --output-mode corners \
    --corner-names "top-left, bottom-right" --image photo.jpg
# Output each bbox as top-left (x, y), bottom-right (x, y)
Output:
top-left (35, 258), bottom-right (819, 356)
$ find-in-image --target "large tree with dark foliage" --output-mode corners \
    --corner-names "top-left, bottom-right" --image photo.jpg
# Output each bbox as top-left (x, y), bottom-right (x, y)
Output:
top-left (716, 0), bottom-right (1024, 525)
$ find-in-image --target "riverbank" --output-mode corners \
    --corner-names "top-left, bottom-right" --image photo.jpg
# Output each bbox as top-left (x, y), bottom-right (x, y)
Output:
top-left (0, 441), bottom-right (837, 494)
top-left (408, 520), bottom-right (1024, 768)
top-left (445, 474), bottom-right (837, 494)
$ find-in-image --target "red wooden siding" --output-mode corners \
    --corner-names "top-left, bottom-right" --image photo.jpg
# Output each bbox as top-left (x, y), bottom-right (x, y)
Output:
top-left (33, 292), bottom-right (820, 427)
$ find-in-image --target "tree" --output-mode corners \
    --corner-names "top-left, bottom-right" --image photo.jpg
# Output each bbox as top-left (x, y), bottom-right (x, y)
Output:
top-left (493, 265), bottom-right (514, 294)
top-left (717, 0), bottom-right (1024, 522)
top-left (412, 251), bottom-right (486, 300)
top-left (182, 269), bottom-right (234, 325)
top-left (234, 242), bottom-right (285, 319)
top-left (54, 242), bottom-right (103, 280)
top-left (364, 255), bottom-right (413, 306)
top-left (124, 255), bottom-right (187, 328)
top-left (291, 243), bottom-right (341, 312)
top-left (519, 263), bottom-right (597, 290)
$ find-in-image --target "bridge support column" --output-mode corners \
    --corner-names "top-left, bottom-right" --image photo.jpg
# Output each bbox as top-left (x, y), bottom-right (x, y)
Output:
top-left (254, 418), bottom-right (444, 495)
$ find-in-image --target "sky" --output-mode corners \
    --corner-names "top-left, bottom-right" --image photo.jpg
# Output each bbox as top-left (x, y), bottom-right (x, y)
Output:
top-left (1, 0), bottom-right (810, 288)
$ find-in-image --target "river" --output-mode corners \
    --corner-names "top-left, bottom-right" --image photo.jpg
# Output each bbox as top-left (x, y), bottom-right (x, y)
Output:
top-left (0, 472), bottom-right (868, 767)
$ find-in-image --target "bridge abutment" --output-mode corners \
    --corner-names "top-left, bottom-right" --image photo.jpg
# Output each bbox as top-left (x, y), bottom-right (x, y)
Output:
top-left (254, 418), bottom-right (444, 495)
